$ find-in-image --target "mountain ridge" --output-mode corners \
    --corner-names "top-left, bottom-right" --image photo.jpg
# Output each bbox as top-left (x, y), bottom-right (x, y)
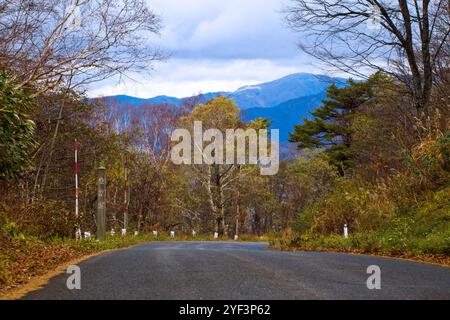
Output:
top-left (100, 72), bottom-right (345, 110)
top-left (96, 72), bottom-right (348, 149)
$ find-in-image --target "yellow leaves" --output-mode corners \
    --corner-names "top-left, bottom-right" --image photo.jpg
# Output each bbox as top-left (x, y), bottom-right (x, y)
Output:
top-left (181, 97), bottom-right (241, 131)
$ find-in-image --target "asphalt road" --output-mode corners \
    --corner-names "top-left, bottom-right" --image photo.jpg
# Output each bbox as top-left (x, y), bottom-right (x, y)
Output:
top-left (24, 242), bottom-right (450, 300)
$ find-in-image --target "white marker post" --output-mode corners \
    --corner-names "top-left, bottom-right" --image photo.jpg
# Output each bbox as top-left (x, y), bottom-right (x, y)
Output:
top-left (192, 230), bottom-right (196, 238)
top-left (170, 231), bottom-right (175, 238)
top-left (344, 224), bottom-right (349, 239)
top-left (153, 230), bottom-right (158, 238)
top-left (234, 235), bottom-right (239, 241)
top-left (214, 232), bottom-right (219, 239)
top-left (121, 229), bottom-right (127, 237)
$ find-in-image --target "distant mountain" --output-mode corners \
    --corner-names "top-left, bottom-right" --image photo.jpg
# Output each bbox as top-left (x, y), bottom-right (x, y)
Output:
top-left (198, 92), bottom-right (229, 102)
top-left (147, 95), bottom-right (182, 105)
top-left (106, 95), bottom-right (148, 106)
top-left (103, 92), bottom-right (229, 108)
top-left (95, 73), bottom-right (348, 153)
top-left (103, 94), bottom-right (180, 107)
top-left (241, 92), bottom-right (327, 143)
top-left (100, 73), bottom-right (344, 110)
top-left (229, 73), bottom-right (345, 110)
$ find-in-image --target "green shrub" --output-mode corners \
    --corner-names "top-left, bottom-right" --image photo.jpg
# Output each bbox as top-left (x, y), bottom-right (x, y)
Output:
top-left (285, 132), bottom-right (450, 257)
top-left (1, 200), bottom-right (77, 240)
top-left (415, 230), bottom-right (450, 255)
top-left (0, 75), bottom-right (36, 179)
top-left (436, 131), bottom-right (450, 170)
top-left (294, 178), bottom-right (395, 236)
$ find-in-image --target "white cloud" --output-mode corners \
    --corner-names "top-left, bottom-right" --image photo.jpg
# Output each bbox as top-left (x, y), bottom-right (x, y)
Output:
top-left (151, 0), bottom-right (299, 59)
top-left (87, 0), bottom-right (333, 98)
top-left (88, 57), bottom-right (325, 98)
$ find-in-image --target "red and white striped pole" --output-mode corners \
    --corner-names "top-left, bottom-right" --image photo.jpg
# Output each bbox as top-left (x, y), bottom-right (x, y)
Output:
top-left (123, 159), bottom-right (128, 234)
top-left (74, 140), bottom-right (81, 240)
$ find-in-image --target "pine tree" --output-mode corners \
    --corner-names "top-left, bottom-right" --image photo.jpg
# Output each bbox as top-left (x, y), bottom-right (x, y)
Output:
top-left (289, 78), bottom-right (373, 173)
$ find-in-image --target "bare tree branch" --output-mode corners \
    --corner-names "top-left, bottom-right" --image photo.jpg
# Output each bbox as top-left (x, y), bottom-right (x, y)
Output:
top-left (0, 0), bottom-right (165, 95)
top-left (284, 0), bottom-right (449, 112)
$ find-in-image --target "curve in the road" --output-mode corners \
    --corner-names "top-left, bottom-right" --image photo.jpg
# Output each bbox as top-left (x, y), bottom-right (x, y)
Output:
top-left (23, 242), bottom-right (450, 300)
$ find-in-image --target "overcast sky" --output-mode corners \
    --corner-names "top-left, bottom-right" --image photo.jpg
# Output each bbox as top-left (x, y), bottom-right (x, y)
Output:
top-left (88, 0), bottom-right (327, 99)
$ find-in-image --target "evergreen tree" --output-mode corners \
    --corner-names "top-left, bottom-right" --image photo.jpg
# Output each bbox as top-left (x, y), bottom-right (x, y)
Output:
top-left (0, 75), bottom-right (35, 179)
top-left (289, 78), bottom-right (373, 172)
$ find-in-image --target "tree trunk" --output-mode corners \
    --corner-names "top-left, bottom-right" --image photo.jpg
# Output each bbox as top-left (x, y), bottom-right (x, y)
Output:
top-left (399, 0), bottom-right (431, 113)
top-left (419, 0), bottom-right (432, 116)
top-left (220, 184), bottom-right (227, 237)
top-left (41, 75), bottom-right (73, 193)
top-left (31, 146), bottom-right (46, 202)
top-left (206, 165), bottom-right (220, 233)
top-left (235, 166), bottom-right (241, 237)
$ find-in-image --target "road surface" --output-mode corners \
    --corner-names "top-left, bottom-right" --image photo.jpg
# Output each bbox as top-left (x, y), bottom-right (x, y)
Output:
top-left (24, 242), bottom-right (450, 300)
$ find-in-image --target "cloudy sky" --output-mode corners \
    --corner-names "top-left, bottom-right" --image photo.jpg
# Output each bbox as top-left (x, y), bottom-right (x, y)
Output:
top-left (88, 0), bottom-right (326, 99)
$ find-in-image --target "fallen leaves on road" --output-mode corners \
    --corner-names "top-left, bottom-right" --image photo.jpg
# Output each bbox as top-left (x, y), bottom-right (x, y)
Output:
top-left (0, 236), bottom-right (85, 296)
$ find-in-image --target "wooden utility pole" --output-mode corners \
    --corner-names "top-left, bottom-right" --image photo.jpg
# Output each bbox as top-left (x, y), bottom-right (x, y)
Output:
top-left (97, 167), bottom-right (107, 240)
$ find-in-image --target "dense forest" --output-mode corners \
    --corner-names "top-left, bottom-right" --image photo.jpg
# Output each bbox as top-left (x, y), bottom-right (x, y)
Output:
top-left (0, 0), bottom-right (449, 292)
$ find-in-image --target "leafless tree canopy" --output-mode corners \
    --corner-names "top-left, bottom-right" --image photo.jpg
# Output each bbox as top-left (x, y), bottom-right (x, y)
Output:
top-left (0, 0), bottom-right (163, 95)
top-left (285, 0), bottom-right (450, 112)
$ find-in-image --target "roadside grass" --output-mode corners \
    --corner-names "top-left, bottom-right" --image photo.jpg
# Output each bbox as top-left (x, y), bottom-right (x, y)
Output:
top-left (270, 169), bottom-right (450, 267)
top-left (270, 232), bottom-right (450, 266)
top-left (269, 186), bottom-right (450, 266)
